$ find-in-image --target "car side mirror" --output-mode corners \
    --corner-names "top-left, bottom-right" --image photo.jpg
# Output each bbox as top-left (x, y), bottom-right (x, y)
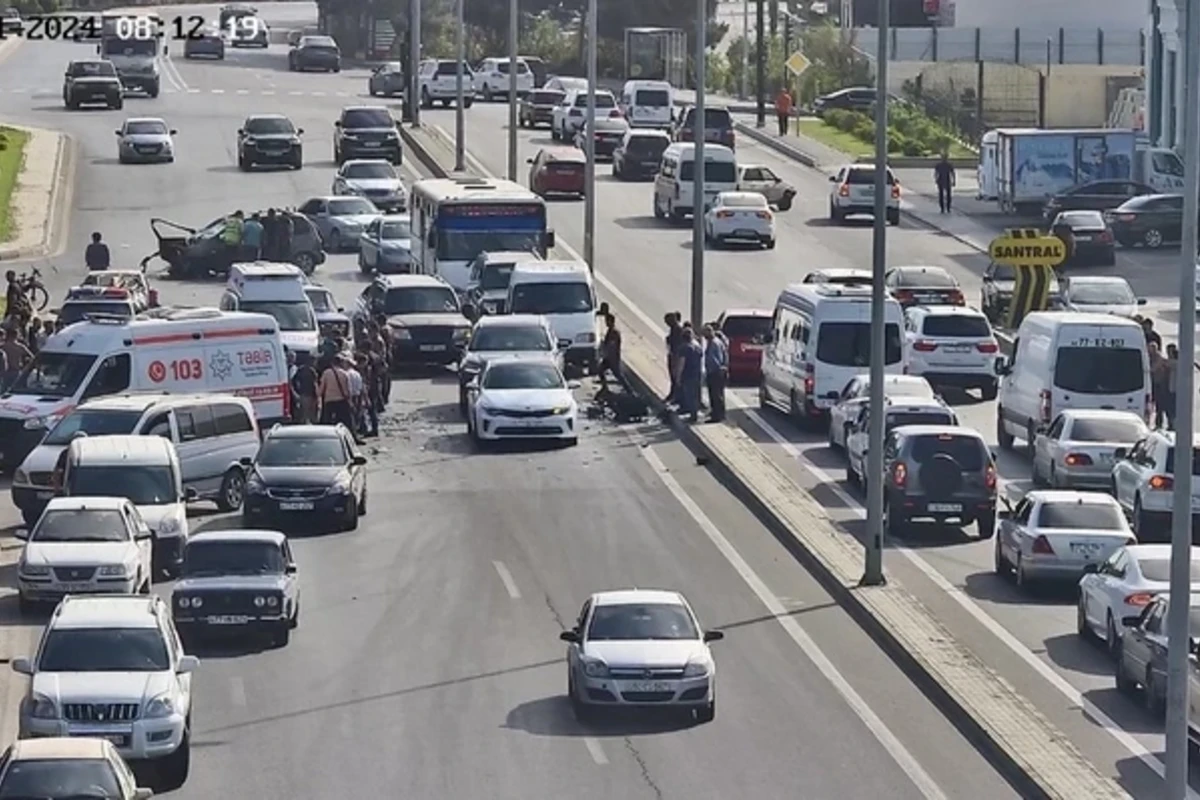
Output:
top-left (545, 230), bottom-right (556, 249)
top-left (703, 630), bottom-right (725, 642)
top-left (1122, 615), bottom-right (1142, 629)
top-left (557, 338), bottom-right (571, 349)
top-left (136, 530), bottom-right (153, 541)
top-left (352, 455), bottom-right (368, 466)
top-left (334, 120), bottom-right (342, 127)
top-left (11, 657), bottom-right (32, 675)
top-left (176, 655), bottom-right (200, 674)
top-left (163, 45), bottom-right (168, 56)
top-left (184, 487), bottom-right (198, 501)
top-left (997, 509), bottom-right (1012, 520)
top-left (567, 379), bottom-right (581, 389)
top-left (237, 128), bottom-right (244, 135)
top-left (239, 456), bottom-right (253, 467)
top-left (559, 630), bottom-right (579, 643)
top-left (460, 302), bottom-right (477, 321)
top-left (13, 528), bottom-right (28, 540)
top-left (285, 564), bottom-right (297, 574)
top-left (337, 306), bottom-right (344, 312)
top-left (526, 157), bottom-right (534, 164)
top-left (1082, 563), bottom-right (1099, 574)
top-left (297, 128), bottom-right (304, 135)
top-left (114, 129), bottom-right (121, 136)
top-left (828, 175), bottom-right (837, 181)
top-left (1114, 447), bottom-right (1127, 460)
top-left (1138, 298), bottom-right (1147, 305)
top-left (169, 129), bottom-right (177, 135)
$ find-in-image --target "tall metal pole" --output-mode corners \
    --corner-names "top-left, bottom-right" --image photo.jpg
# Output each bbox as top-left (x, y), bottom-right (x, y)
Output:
top-left (1165, 0), bottom-right (1200, 792)
top-left (506, 0), bottom-right (518, 180)
top-left (741, 0), bottom-right (749, 99)
top-left (863, 0), bottom-right (889, 586)
top-left (454, 0), bottom-right (465, 171)
top-left (409, 0), bottom-right (421, 127)
top-left (690, 0), bottom-right (706, 327)
top-left (755, 0), bottom-right (766, 127)
top-left (583, 0), bottom-right (597, 269)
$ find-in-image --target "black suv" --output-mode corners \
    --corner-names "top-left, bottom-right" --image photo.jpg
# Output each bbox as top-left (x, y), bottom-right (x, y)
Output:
top-left (334, 105), bottom-right (401, 165)
top-left (238, 113), bottom-right (303, 170)
top-left (288, 34), bottom-right (341, 73)
top-left (352, 275), bottom-right (471, 366)
top-left (879, 425), bottom-right (997, 539)
top-left (674, 105), bottom-right (735, 150)
top-left (63, 59), bottom-right (123, 110)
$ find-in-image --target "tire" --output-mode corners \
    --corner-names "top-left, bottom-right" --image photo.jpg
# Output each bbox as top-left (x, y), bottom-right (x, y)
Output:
top-left (1133, 496), bottom-right (1153, 540)
top-left (358, 490), bottom-right (368, 515)
top-left (112, 98), bottom-right (123, 110)
top-left (887, 208), bottom-right (900, 226)
top-left (1143, 228), bottom-right (1164, 249)
top-left (976, 511), bottom-right (995, 539)
top-left (29, 284), bottom-right (49, 312)
top-left (1145, 668), bottom-right (1166, 715)
top-left (993, 537), bottom-right (1010, 576)
top-left (148, 82), bottom-right (160, 99)
top-left (358, 250), bottom-right (371, 274)
top-left (21, 508), bottom-right (39, 527)
top-left (766, 239), bottom-right (776, 249)
top-left (1106, 613), bottom-right (1122, 659)
top-left (216, 469), bottom-right (245, 512)
top-left (569, 682), bottom-right (594, 723)
top-left (483, 85), bottom-right (492, 102)
top-left (980, 380), bottom-right (998, 401)
top-left (458, 387), bottom-right (468, 416)
top-left (996, 412), bottom-right (1015, 450)
top-left (565, 437), bottom-right (578, 447)
top-left (368, 84), bottom-right (377, 96)
top-left (1115, 651), bottom-right (1137, 694)
top-left (238, 154), bottom-right (249, 171)
top-left (463, 97), bottom-right (473, 109)
top-left (291, 151), bottom-right (303, 170)
top-left (1077, 598), bottom-right (1094, 640)
top-left (328, 229), bottom-right (343, 252)
top-left (829, 202), bottom-right (842, 223)
top-left (157, 733), bottom-right (190, 791)
top-left (1031, 458), bottom-right (1048, 487)
top-left (884, 504), bottom-right (905, 538)
top-left (1014, 554), bottom-right (1031, 590)
top-left (342, 497), bottom-right (359, 531)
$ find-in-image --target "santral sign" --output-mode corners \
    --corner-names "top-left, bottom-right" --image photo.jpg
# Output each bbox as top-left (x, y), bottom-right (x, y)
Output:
top-left (987, 228), bottom-right (1067, 267)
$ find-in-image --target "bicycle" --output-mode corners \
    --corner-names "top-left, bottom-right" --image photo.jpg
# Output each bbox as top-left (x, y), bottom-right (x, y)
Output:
top-left (19, 267), bottom-right (49, 312)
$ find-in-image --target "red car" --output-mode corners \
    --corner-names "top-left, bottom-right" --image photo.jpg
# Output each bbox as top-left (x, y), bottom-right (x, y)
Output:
top-left (528, 147), bottom-right (585, 199)
top-left (717, 308), bottom-right (773, 384)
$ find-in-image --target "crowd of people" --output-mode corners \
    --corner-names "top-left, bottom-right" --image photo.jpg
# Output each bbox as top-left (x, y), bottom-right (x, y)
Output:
top-left (662, 311), bottom-right (729, 424)
top-left (222, 209), bottom-right (295, 263)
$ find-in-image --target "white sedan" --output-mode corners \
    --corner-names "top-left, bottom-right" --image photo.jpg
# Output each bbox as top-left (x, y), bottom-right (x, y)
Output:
top-left (827, 373), bottom-right (936, 450)
top-left (704, 191), bottom-right (776, 249)
top-left (1059, 275), bottom-right (1145, 319)
top-left (1031, 409), bottom-right (1148, 490)
top-left (1078, 543), bottom-right (1200, 656)
top-left (116, 117), bottom-right (175, 164)
top-left (331, 159), bottom-right (407, 212)
top-left (466, 356), bottom-right (580, 446)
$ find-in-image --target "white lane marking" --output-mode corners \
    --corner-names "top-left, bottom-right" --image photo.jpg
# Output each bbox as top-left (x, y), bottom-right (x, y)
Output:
top-left (311, 91), bottom-right (326, 96)
top-left (261, 90), bottom-right (275, 96)
top-left (289, 90), bottom-right (304, 96)
top-left (639, 442), bottom-right (947, 799)
top-left (187, 88), bottom-right (200, 94)
top-left (448, 134), bottom-right (1183, 785)
top-left (230, 677), bottom-right (247, 708)
top-left (236, 89), bottom-right (249, 95)
top-left (583, 736), bottom-right (608, 765)
top-left (211, 88), bottom-right (225, 94)
top-left (492, 560), bottom-right (521, 599)
top-left (162, 54), bottom-right (189, 92)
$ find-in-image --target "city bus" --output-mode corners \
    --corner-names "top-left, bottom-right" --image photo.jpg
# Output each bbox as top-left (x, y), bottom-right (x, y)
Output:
top-left (409, 176), bottom-right (555, 291)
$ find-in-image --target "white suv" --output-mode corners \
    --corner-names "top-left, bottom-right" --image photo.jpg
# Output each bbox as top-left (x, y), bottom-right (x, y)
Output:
top-left (1110, 430), bottom-right (1200, 540)
top-left (13, 596), bottom-right (198, 791)
top-left (417, 59), bottom-right (475, 108)
top-left (828, 163), bottom-right (900, 225)
top-left (475, 56), bottom-right (533, 101)
top-left (552, 89), bottom-right (618, 142)
top-left (903, 305), bottom-right (1000, 400)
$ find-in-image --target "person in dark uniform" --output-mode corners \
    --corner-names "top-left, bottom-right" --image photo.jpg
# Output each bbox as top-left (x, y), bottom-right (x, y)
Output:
top-left (596, 312), bottom-right (630, 395)
top-left (85, 232), bottom-right (111, 271)
top-left (934, 154), bottom-right (955, 213)
top-left (262, 209), bottom-right (280, 260)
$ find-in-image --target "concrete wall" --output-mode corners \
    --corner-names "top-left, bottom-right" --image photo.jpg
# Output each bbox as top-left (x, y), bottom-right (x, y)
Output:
top-left (849, 26), bottom-right (1144, 65)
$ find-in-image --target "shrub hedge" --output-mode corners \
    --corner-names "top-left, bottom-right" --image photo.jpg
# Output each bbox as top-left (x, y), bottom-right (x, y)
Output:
top-left (821, 105), bottom-right (957, 158)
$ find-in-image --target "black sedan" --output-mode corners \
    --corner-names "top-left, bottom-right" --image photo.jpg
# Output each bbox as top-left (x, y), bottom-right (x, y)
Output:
top-left (183, 28), bottom-right (225, 59)
top-left (884, 265), bottom-right (965, 308)
top-left (289, 34), bottom-right (341, 72)
top-left (1049, 210), bottom-right (1116, 267)
top-left (171, 529), bottom-right (300, 647)
top-left (1115, 595), bottom-right (1200, 715)
top-left (518, 88), bottom-right (565, 128)
top-left (1105, 193), bottom-right (1184, 249)
top-left (1041, 179), bottom-right (1155, 225)
top-left (242, 424), bottom-right (368, 532)
top-left (613, 129), bottom-right (670, 180)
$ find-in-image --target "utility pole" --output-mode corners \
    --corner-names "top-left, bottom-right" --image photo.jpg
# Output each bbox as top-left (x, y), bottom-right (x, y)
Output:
top-left (506, 0), bottom-right (518, 180)
top-left (741, 0), bottom-right (749, 99)
top-left (583, 0), bottom-right (597, 269)
top-left (755, 0), bottom-right (765, 127)
top-left (863, 0), bottom-right (889, 587)
top-left (409, 0), bottom-right (420, 127)
top-left (453, 0), bottom-right (465, 170)
top-left (1165, 0), bottom-right (1200, 792)
top-left (690, 0), bottom-right (707, 328)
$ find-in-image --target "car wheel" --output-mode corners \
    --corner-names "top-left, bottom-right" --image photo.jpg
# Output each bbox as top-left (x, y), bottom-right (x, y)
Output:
top-left (1145, 668), bottom-right (1166, 715)
top-left (887, 208), bottom-right (900, 225)
top-left (569, 680), bottom-right (594, 722)
top-left (884, 502), bottom-right (905, 538)
top-left (1106, 612), bottom-right (1122, 659)
top-left (976, 511), bottom-right (995, 539)
top-left (156, 732), bottom-right (190, 791)
top-left (17, 594), bottom-right (35, 615)
top-left (237, 153), bottom-right (249, 171)
top-left (980, 380), bottom-right (998, 401)
top-left (217, 468), bottom-right (245, 512)
top-left (483, 84), bottom-right (492, 102)
top-left (368, 84), bottom-right (377, 96)
top-left (359, 489), bottom-right (368, 515)
top-left (328, 229), bottom-right (343, 252)
top-left (1115, 648), bottom-right (1137, 694)
top-left (993, 537), bottom-right (1010, 576)
top-left (463, 97), bottom-right (473, 109)
top-left (342, 496), bottom-right (359, 531)
top-left (996, 412), bottom-right (1015, 450)
top-left (458, 387), bottom-right (469, 416)
top-left (291, 151), bottom-right (303, 170)
top-left (273, 625), bottom-right (291, 648)
top-left (1143, 228), bottom-right (1164, 248)
top-left (766, 238), bottom-right (777, 249)
top-left (1014, 554), bottom-right (1030, 589)
top-left (112, 98), bottom-right (123, 110)
top-left (1076, 597), bottom-right (1094, 640)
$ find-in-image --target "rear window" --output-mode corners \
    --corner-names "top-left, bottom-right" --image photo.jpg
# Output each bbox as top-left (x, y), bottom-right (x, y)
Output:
top-left (1139, 558), bottom-right (1200, 582)
top-left (897, 269), bottom-right (955, 287)
top-left (1164, 447), bottom-right (1200, 476)
top-left (685, 108), bottom-right (733, 128)
top-left (921, 315), bottom-right (990, 337)
top-left (626, 136), bottom-right (668, 157)
top-left (1053, 347), bottom-right (1144, 394)
top-left (341, 108), bottom-right (393, 129)
top-left (908, 434), bottom-right (985, 471)
top-left (435, 61), bottom-right (471, 76)
top-left (1069, 417), bottom-right (1146, 442)
top-left (574, 93), bottom-right (615, 108)
top-left (679, 160), bottom-right (737, 183)
top-left (721, 316), bottom-right (771, 338)
top-left (886, 410), bottom-right (954, 429)
top-left (493, 61), bottom-right (528, 74)
top-left (1059, 211), bottom-right (1106, 229)
top-left (531, 90), bottom-right (564, 104)
top-left (547, 159), bottom-right (584, 172)
top-left (846, 168), bottom-right (895, 185)
top-left (635, 89), bottom-right (670, 106)
top-left (1035, 501), bottom-right (1125, 530)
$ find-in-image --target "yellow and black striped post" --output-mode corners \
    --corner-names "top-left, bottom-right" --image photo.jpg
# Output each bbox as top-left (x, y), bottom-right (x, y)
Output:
top-left (987, 228), bottom-right (1067, 329)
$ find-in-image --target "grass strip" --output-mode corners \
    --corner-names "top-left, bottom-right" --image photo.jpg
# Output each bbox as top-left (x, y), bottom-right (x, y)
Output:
top-left (797, 118), bottom-right (975, 160)
top-left (0, 126), bottom-right (31, 243)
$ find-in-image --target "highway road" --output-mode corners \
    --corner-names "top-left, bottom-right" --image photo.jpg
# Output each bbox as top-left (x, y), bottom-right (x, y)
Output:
top-left (422, 98), bottom-right (1200, 794)
top-left (0, 4), bottom-right (1021, 798)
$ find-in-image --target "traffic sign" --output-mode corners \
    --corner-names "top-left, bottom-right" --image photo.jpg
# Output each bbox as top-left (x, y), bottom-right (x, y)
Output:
top-left (785, 51), bottom-right (810, 77)
top-left (988, 229), bottom-right (1064, 329)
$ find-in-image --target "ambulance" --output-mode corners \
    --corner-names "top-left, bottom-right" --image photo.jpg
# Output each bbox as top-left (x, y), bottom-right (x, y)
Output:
top-left (0, 308), bottom-right (288, 470)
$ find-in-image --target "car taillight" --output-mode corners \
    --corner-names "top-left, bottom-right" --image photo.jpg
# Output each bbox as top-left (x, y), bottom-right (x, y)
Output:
top-left (1124, 592), bottom-right (1156, 607)
top-left (892, 462), bottom-right (907, 487)
top-left (1063, 453), bottom-right (1093, 466)
top-left (1039, 389), bottom-right (1051, 424)
top-left (716, 210), bottom-right (733, 218)
top-left (756, 211), bottom-right (772, 219)
top-left (891, 183), bottom-right (901, 199)
top-left (912, 340), bottom-right (938, 352)
top-left (893, 289), bottom-right (914, 303)
top-left (838, 184), bottom-right (850, 197)
top-left (1099, 230), bottom-right (1113, 242)
top-left (609, 109), bottom-right (622, 118)
top-left (976, 341), bottom-right (998, 353)
top-left (1149, 474), bottom-right (1174, 490)
top-left (1031, 535), bottom-right (1054, 555)
top-left (949, 289), bottom-right (964, 305)
top-left (985, 464), bottom-right (997, 490)
top-left (803, 364), bottom-right (814, 396)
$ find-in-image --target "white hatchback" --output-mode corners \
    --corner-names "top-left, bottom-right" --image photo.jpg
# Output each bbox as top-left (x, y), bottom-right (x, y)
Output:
top-left (704, 191), bottom-right (776, 249)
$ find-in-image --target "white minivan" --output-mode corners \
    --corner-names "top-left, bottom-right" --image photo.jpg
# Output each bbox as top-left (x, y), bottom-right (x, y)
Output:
top-left (995, 311), bottom-right (1150, 450)
top-left (506, 260), bottom-right (597, 374)
top-left (653, 142), bottom-right (738, 221)
top-left (220, 262), bottom-right (319, 358)
top-left (759, 283), bottom-right (906, 426)
top-left (620, 80), bottom-right (674, 129)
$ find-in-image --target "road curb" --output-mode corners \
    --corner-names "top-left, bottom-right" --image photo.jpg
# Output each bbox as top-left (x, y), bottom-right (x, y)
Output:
top-left (400, 121), bottom-right (1131, 800)
top-left (0, 128), bottom-right (74, 261)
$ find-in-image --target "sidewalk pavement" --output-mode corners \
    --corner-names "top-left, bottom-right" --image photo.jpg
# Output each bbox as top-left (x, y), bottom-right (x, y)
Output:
top-left (0, 125), bottom-right (72, 260)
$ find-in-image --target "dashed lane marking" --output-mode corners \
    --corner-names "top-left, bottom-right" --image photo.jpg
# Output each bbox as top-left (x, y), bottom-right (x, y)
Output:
top-left (230, 676), bottom-right (247, 708)
top-left (492, 560), bottom-right (521, 599)
top-left (583, 737), bottom-right (608, 765)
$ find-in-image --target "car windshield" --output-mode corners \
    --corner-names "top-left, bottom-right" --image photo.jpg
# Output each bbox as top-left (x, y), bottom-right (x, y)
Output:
top-left (102, 36), bottom-right (156, 56)
top-left (1069, 282), bottom-right (1136, 304)
top-left (480, 264), bottom-right (515, 290)
top-left (626, 136), bottom-right (668, 157)
top-left (816, 322), bottom-right (902, 367)
top-left (492, 61), bottom-right (528, 74)
top-left (239, 300), bottom-right (316, 332)
top-left (305, 288), bottom-right (336, 313)
top-left (381, 219), bottom-right (412, 239)
top-left (1059, 211), bottom-right (1106, 229)
top-left (39, 628), bottom-right (170, 672)
top-left (0, 759), bottom-right (121, 799)
top-left (385, 287), bottom-right (458, 315)
top-left (685, 108), bottom-right (732, 128)
top-left (909, 434), bottom-right (985, 471)
top-left (1068, 417), bottom-right (1147, 442)
top-left (58, 301), bottom-right (133, 326)
top-left (846, 168), bottom-right (896, 185)
top-left (437, 230), bottom-right (543, 262)
top-left (679, 161), bottom-right (738, 183)
top-left (574, 93), bottom-right (615, 108)
top-left (721, 315), bottom-right (771, 338)
top-left (587, 603), bottom-right (698, 640)
top-left (125, 120), bottom-right (167, 135)
top-left (44, 409), bottom-right (142, 445)
top-left (257, 437), bottom-right (346, 467)
top-left (1036, 501), bottom-right (1125, 530)
top-left (328, 198), bottom-right (377, 216)
top-left (68, 465), bottom-right (176, 506)
top-left (183, 541), bottom-right (285, 576)
top-left (434, 61), bottom-right (472, 76)
top-left (343, 162), bottom-right (396, 180)
top-left (33, 509), bottom-right (128, 542)
top-left (1053, 347), bottom-right (1144, 394)
top-left (1138, 558), bottom-right (1200, 582)
top-left (483, 362), bottom-right (564, 389)
top-left (509, 281), bottom-right (594, 315)
top-left (342, 108), bottom-right (393, 128)
top-left (69, 61), bottom-right (116, 77)
top-left (10, 352), bottom-right (98, 399)
top-left (1164, 447), bottom-right (1200, 476)
top-left (921, 315), bottom-right (991, 337)
top-left (470, 326), bottom-right (552, 352)
top-left (303, 36), bottom-right (336, 47)
top-left (245, 117), bottom-right (295, 134)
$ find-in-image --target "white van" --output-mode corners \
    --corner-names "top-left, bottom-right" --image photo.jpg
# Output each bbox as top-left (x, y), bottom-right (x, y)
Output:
top-left (0, 309), bottom-right (289, 472)
top-left (653, 142), bottom-right (738, 221)
top-left (220, 262), bottom-right (318, 358)
top-left (506, 260), bottom-right (597, 373)
top-left (760, 283), bottom-right (906, 426)
top-left (995, 311), bottom-right (1150, 449)
top-left (12, 393), bottom-right (260, 526)
top-left (61, 435), bottom-right (190, 578)
top-left (620, 80), bottom-right (674, 129)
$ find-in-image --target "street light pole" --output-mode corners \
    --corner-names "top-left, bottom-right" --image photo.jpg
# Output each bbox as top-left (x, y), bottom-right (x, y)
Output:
top-left (741, 0), bottom-right (749, 99)
top-left (583, 0), bottom-right (597, 269)
top-left (755, 0), bottom-right (765, 127)
top-left (690, 0), bottom-right (706, 327)
top-left (409, 0), bottom-right (421, 127)
top-left (506, 0), bottom-right (518, 181)
top-left (454, 0), bottom-right (465, 171)
top-left (863, 0), bottom-right (889, 586)
top-left (1165, 0), bottom-right (1200, 792)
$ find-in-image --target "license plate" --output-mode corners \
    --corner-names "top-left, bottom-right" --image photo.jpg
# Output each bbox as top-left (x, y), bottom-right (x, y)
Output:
top-left (626, 681), bottom-right (672, 693)
top-left (734, 229), bottom-right (757, 237)
top-left (927, 503), bottom-right (962, 512)
top-left (101, 734), bottom-right (128, 746)
top-left (361, 141), bottom-right (382, 147)
top-left (279, 501), bottom-right (314, 511)
top-left (59, 582), bottom-right (92, 592)
top-left (1074, 235), bottom-right (1092, 241)
top-left (420, 344), bottom-right (447, 352)
top-left (944, 345), bottom-right (971, 353)
top-left (1070, 542), bottom-right (1101, 557)
top-left (207, 615), bottom-right (250, 625)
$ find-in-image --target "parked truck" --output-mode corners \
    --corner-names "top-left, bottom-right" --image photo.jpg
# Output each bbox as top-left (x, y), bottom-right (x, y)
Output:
top-left (978, 128), bottom-right (1185, 214)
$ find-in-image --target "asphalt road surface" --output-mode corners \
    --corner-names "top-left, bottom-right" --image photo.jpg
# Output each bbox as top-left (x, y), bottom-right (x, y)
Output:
top-left (0, 5), bottom-right (1020, 798)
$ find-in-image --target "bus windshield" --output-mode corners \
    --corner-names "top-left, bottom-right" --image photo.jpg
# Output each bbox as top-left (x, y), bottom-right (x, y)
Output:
top-left (432, 200), bottom-right (546, 262)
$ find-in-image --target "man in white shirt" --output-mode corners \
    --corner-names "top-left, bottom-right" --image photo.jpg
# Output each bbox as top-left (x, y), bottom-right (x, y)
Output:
top-left (345, 358), bottom-right (365, 437)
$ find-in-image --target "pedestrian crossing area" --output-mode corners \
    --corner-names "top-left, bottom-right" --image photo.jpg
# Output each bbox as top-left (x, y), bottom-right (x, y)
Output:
top-left (0, 86), bottom-right (378, 98)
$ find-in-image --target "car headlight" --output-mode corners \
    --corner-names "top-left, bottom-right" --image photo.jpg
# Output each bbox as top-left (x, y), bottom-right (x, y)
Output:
top-left (143, 694), bottom-right (176, 719)
top-left (13, 468), bottom-right (27, 484)
top-left (97, 564), bottom-right (131, 578)
top-left (682, 661), bottom-right (712, 678)
top-left (329, 474), bottom-right (352, 494)
top-left (582, 659), bottom-right (609, 678)
top-left (177, 595), bottom-right (190, 608)
top-left (550, 405), bottom-right (572, 415)
top-left (393, 328), bottom-right (412, 340)
top-left (243, 136), bottom-right (256, 146)
top-left (245, 473), bottom-right (265, 494)
top-left (29, 693), bottom-right (58, 719)
top-left (574, 332), bottom-right (596, 344)
top-left (452, 327), bottom-right (470, 342)
top-left (266, 595), bottom-right (279, 607)
top-left (19, 563), bottom-right (49, 578)
top-left (254, 596), bottom-right (266, 608)
top-left (24, 414), bottom-right (60, 431)
top-left (157, 517), bottom-right (180, 535)
top-left (185, 596), bottom-right (203, 609)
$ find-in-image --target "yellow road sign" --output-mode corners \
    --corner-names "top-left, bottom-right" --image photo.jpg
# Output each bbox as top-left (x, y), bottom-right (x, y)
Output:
top-left (987, 228), bottom-right (1066, 268)
top-left (785, 51), bottom-right (810, 77)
